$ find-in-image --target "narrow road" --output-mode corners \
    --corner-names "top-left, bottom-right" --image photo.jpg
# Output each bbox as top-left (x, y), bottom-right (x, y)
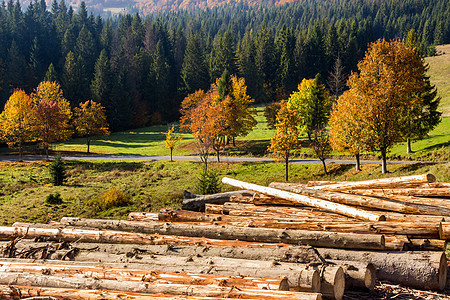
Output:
top-left (0, 154), bottom-right (409, 165)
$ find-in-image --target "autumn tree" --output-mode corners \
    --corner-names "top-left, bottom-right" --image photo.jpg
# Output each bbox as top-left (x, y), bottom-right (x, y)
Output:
top-left (288, 74), bottom-right (333, 141)
top-left (268, 101), bottom-right (300, 181)
top-left (264, 102), bottom-right (281, 130)
top-left (329, 90), bottom-right (368, 171)
top-left (346, 39), bottom-right (431, 173)
top-left (31, 81), bottom-right (72, 159)
top-left (165, 124), bottom-right (182, 162)
top-left (0, 90), bottom-right (35, 161)
top-left (73, 100), bottom-right (110, 153)
top-left (311, 128), bottom-right (332, 175)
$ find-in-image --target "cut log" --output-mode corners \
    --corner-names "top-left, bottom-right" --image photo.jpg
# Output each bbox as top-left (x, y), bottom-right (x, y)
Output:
top-left (59, 217), bottom-right (386, 250)
top-left (312, 265), bottom-right (345, 300)
top-left (0, 262), bottom-right (290, 291)
top-left (327, 261), bottom-right (376, 290)
top-left (222, 177), bottom-right (385, 221)
top-left (309, 174), bottom-right (436, 191)
top-left (0, 256), bottom-right (321, 293)
top-left (0, 272), bottom-right (322, 300)
top-left (128, 212), bottom-right (159, 222)
top-left (405, 239), bottom-right (446, 251)
top-left (349, 188), bottom-right (450, 198)
top-left (158, 208), bottom-right (224, 222)
top-left (437, 222), bottom-right (450, 240)
top-left (182, 190), bottom-right (255, 211)
top-left (269, 182), bottom-right (450, 216)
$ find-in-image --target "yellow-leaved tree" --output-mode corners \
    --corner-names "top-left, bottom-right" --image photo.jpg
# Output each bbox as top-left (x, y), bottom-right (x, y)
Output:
top-left (32, 81), bottom-right (73, 159)
top-left (165, 124), bottom-right (182, 162)
top-left (0, 89), bottom-right (35, 161)
top-left (268, 101), bottom-right (300, 181)
top-left (74, 100), bottom-right (110, 153)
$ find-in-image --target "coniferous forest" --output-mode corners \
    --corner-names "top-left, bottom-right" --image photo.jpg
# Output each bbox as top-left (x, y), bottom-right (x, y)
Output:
top-left (0, 0), bottom-right (449, 131)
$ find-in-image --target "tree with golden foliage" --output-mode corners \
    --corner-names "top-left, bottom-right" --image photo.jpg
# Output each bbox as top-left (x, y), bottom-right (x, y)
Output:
top-left (345, 39), bottom-right (429, 173)
top-left (0, 89), bottom-right (35, 161)
top-left (31, 81), bottom-right (73, 159)
top-left (329, 90), bottom-right (368, 171)
top-left (268, 101), bottom-right (300, 181)
top-left (165, 124), bottom-right (182, 162)
top-left (74, 100), bottom-right (110, 153)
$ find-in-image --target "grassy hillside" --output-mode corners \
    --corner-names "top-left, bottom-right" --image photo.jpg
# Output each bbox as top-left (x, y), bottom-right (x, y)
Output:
top-left (0, 160), bottom-right (448, 226)
top-left (426, 44), bottom-right (450, 117)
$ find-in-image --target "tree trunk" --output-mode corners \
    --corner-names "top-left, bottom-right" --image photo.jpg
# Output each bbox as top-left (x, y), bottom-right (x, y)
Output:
top-left (87, 137), bottom-right (91, 153)
top-left (0, 262), bottom-right (291, 291)
top-left (232, 136), bottom-right (235, 146)
top-left (216, 148), bottom-right (220, 162)
top-left (355, 153), bottom-right (361, 171)
top-left (268, 182), bottom-right (450, 216)
top-left (18, 141), bottom-right (23, 162)
top-left (222, 177), bottom-right (386, 221)
top-left (285, 155), bottom-right (289, 181)
top-left (0, 272), bottom-right (322, 300)
top-left (307, 173), bottom-right (436, 191)
top-left (59, 218), bottom-right (385, 250)
top-left (321, 159), bottom-right (327, 175)
top-left (181, 190), bottom-right (255, 212)
top-left (407, 138), bottom-right (412, 154)
top-left (45, 145), bottom-right (49, 161)
top-left (381, 147), bottom-right (387, 174)
top-left (170, 148), bottom-right (173, 161)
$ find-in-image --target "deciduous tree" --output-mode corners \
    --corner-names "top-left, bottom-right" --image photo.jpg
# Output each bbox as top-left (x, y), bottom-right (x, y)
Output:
top-left (31, 81), bottom-right (72, 159)
top-left (268, 101), bottom-right (300, 181)
top-left (165, 124), bottom-right (182, 161)
top-left (73, 100), bottom-right (110, 153)
top-left (0, 89), bottom-right (35, 161)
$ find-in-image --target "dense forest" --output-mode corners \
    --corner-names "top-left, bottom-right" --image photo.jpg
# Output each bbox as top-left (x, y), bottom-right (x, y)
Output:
top-left (0, 0), bottom-right (449, 131)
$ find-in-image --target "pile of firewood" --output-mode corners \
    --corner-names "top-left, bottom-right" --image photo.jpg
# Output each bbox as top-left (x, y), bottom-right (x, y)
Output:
top-left (0, 173), bottom-right (449, 299)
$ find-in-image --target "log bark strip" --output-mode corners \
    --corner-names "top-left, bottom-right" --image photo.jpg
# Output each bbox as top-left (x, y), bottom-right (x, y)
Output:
top-left (309, 174), bottom-right (436, 191)
top-left (59, 217), bottom-right (386, 250)
top-left (0, 272), bottom-right (322, 300)
top-left (222, 177), bottom-right (385, 221)
top-left (269, 182), bottom-right (450, 216)
top-left (0, 262), bottom-right (290, 291)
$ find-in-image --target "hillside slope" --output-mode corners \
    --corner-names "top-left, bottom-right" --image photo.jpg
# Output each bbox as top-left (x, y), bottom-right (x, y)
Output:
top-left (426, 44), bottom-right (450, 117)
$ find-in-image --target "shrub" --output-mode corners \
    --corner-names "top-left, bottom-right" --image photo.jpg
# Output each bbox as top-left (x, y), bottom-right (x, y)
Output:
top-left (195, 171), bottom-right (221, 195)
top-left (49, 153), bottom-right (66, 186)
top-left (46, 193), bottom-right (62, 204)
top-left (87, 188), bottom-right (132, 211)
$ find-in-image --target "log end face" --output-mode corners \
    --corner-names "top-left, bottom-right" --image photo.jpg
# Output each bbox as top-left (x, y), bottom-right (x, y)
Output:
top-left (427, 174), bottom-right (436, 183)
top-left (312, 270), bottom-right (321, 293)
top-left (279, 278), bottom-right (290, 291)
top-left (334, 267), bottom-right (346, 300)
top-left (365, 263), bottom-right (376, 290)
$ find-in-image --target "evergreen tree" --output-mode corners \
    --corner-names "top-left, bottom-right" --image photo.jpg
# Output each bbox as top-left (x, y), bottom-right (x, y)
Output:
top-left (44, 62), bottom-right (58, 82)
top-left (181, 34), bottom-right (209, 95)
top-left (90, 49), bottom-right (111, 105)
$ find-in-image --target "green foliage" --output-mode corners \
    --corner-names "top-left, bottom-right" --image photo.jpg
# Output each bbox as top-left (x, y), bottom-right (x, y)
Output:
top-left (195, 170), bottom-right (221, 195)
top-left (46, 193), bottom-right (62, 204)
top-left (49, 153), bottom-right (66, 186)
top-left (87, 188), bottom-right (132, 211)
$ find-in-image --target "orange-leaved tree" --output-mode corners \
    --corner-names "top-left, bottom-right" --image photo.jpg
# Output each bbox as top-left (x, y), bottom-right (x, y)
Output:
top-left (268, 101), bottom-right (300, 181)
top-left (32, 81), bottom-right (73, 160)
top-left (74, 100), bottom-right (110, 153)
top-left (165, 124), bottom-right (182, 162)
top-left (346, 39), bottom-right (427, 173)
top-left (329, 90), bottom-right (368, 171)
top-left (0, 89), bottom-right (35, 161)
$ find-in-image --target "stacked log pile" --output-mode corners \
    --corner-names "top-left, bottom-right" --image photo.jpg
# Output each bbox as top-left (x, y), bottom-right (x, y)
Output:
top-left (0, 173), bottom-right (449, 299)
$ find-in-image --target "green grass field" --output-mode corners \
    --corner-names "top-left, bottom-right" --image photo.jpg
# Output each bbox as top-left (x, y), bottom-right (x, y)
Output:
top-left (427, 44), bottom-right (450, 117)
top-left (0, 159), bottom-right (448, 225)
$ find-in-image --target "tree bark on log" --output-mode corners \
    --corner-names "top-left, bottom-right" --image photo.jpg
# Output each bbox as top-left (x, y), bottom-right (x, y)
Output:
top-left (182, 190), bottom-right (255, 211)
top-left (327, 261), bottom-right (376, 290)
top-left (0, 256), bottom-right (321, 293)
top-left (59, 218), bottom-right (386, 250)
top-left (222, 177), bottom-right (386, 221)
top-left (128, 212), bottom-right (159, 222)
top-left (0, 262), bottom-right (290, 291)
top-left (269, 182), bottom-right (450, 216)
top-left (349, 188), bottom-right (450, 198)
top-left (308, 174), bottom-right (436, 191)
top-left (0, 272), bottom-right (322, 300)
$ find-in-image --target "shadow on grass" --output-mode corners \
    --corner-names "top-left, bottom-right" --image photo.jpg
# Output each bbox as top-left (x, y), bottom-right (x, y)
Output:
top-left (421, 140), bottom-right (450, 151)
top-left (66, 161), bottom-right (145, 171)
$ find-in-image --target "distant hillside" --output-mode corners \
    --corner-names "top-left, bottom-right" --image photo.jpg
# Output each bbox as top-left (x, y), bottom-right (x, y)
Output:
top-left (426, 45), bottom-right (450, 117)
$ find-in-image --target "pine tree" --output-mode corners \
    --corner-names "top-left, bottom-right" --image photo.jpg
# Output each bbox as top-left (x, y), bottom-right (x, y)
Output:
top-left (181, 34), bottom-right (209, 95)
top-left (44, 63), bottom-right (58, 82)
top-left (277, 25), bottom-right (297, 95)
top-left (91, 49), bottom-right (111, 105)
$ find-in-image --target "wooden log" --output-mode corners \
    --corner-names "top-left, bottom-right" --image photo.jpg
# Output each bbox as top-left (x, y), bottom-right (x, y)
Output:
top-left (182, 190), bottom-right (255, 211)
top-left (0, 256), bottom-right (321, 293)
top-left (0, 272), bottom-right (322, 300)
top-left (269, 182), bottom-right (450, 216)
top-left (0, 262), bottom-right (290, 291)
top-left (222, 177), bottom-right (386, 221)
top-left (318, 250), bottom-right (447, 290)
top-left (158, 208), bottom-right (224, 222)
top-left (309, 174), bottom-right (436, 191)
top-left (405, 239), bottom-right (446, 251)
top-left (312, 266), bottom-right (345, 300)
top-left (0, 285), bottom-right (219, 300)
top-left (128, 212), bottom-right (159, 222)
top-left (349, 188), bottom-right (450, 198)
top-left (437, 222), bottom-right (450, 240)
top-left (327, 261), bottom-right (376, 290)
top-left (59, 217), bottom-right (386, 250)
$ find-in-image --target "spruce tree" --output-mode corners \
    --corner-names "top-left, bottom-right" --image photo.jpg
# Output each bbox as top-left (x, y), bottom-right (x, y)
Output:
top-left (181, 34), bottom-right (209, 95)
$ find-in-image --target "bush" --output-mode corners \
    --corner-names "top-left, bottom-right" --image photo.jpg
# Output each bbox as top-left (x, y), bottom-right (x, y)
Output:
top-left (87, 188), bottom-right (132, 211)
top-left (49, 153), bottom-right (66, 186)
top-left (46, 193), bottom-right (62, 204)
top-left (195, 171), bottom-right (221, 195)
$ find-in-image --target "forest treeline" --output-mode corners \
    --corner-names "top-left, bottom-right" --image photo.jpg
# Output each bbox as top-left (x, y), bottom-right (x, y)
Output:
top-left (0, 0), bottom-right (449, 131)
